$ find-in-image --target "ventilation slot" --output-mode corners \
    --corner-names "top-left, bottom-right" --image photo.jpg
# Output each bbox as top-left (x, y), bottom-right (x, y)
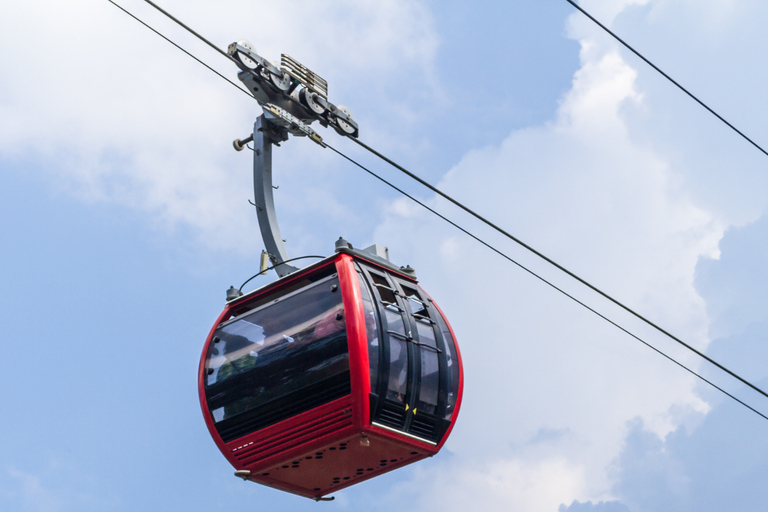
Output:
top-left (376, 400), bottom-right (406, 430)
top-left (409, 414), bottom-right (438, 441)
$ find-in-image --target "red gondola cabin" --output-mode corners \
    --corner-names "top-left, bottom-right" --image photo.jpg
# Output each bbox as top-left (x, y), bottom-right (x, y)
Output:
top-left (198, 246), bottom-right (463, 499)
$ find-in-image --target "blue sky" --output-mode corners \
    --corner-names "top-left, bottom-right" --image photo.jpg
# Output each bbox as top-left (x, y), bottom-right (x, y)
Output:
top-left (2, 1), bottom-right (768, 511)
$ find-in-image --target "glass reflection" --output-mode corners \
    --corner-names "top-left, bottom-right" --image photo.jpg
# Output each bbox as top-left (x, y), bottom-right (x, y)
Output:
top-left (358, 273), bottom-right (380, 394)
top-left (204, 276), bottom-right (350, 435)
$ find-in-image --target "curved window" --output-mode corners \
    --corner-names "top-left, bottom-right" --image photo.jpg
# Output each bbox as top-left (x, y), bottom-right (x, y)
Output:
top-left (204, 274), bottom-right (350, 442)
top-left (358, 272), bottom-right (380, 394)
top-left (415, 322), bottom-right (439, 416)
top-left (434, 311), bottom-right (459, 421)
top-left (361, 263), bottom-right (459, 442)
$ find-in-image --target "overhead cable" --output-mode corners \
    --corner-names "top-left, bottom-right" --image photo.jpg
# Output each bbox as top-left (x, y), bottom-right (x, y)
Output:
top-left (351, 137), bottom-right (768, 403)
top-left (106, 0), bottom-right (768, 421)
top-left (106, 0), bottom-right (250, 98)
top-left (323, 140), bottom-right (768, 423)
top-left (142, 0), bottom-right (231, 60)
top-left (564, 0), bottom-right (768, 159)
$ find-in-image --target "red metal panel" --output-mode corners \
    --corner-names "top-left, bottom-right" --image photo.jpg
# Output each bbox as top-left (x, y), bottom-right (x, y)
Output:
top-left (335, 253), bottom-right (370, 430)
top-left (245, 429), bottom-right (430, 499)
top-left (229, 396), bottom-right (355, 470)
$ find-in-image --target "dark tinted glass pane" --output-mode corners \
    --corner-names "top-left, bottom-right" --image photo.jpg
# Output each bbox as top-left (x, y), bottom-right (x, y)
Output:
top-left (370, 272), bottom-right (399, 306)
top-left (371, 273), bottom-right (389, 288)
top-left (402, 285), bottom-right (419, 299)
top-left (402, 286), bottom-right (429, 317)
top-left (415, 320), bottom-right (436, 349)
top-left (358, 273), bottom-right (380, 394)
top-left (435, 310), bottom-right (460, 421)
top-left (417, 348), bottom-right (439, 415)
top-left (207, 320), bottom-right (264, 386)
top-left (384, 307), bottom-right (406, 338)
top-left (377, 286), bottom-right (398, 306)
top-left (204, 276), bottom-right (349, 438)
top-left (386, 337), bottom-right (408, 403)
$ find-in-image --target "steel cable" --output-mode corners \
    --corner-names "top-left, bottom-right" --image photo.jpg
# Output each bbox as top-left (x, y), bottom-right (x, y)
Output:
top-left (106, 0), bottom-right (768, 421)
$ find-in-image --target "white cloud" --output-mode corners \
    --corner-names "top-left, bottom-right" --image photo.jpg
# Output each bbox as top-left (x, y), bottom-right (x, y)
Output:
top-left (7, 468), bottom-right (60, 512)
top-left (4, 1), bottom-right (768, 510)
top-left (0, 0), bottom-right (440, 255)
top-left (391, 457), bottom-right (589, 512)
top-left (577, 0), bottom-right (651, 26)
top-left (365, 2), bottom-right (748, 508)
top-left (599, 0), bottom-right (768, 226)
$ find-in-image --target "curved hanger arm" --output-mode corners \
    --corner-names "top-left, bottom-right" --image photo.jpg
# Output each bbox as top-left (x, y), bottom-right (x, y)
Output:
top-left (252, 114), bottom-right (298, 277)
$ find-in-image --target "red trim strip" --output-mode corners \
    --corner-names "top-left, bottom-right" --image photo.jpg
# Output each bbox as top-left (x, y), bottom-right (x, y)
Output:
top-left (335, 254), bottom-right (370, 430)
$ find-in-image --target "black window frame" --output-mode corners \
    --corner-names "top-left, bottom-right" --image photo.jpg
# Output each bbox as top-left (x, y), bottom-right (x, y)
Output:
top-left (357, 262), bottom-right (455, 443)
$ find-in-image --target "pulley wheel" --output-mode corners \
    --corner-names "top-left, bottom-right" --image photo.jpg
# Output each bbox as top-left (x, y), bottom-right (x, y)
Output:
top-left (300, 88), bottom-right (326, 115)
top-left (236, 40), bottom-right (258, 69)
top-left (335, 105), bottom-right (356, 135)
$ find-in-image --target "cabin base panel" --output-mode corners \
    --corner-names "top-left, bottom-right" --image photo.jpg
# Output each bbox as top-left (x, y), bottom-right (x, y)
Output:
top-left (245, 430), bottom-right (429, 499)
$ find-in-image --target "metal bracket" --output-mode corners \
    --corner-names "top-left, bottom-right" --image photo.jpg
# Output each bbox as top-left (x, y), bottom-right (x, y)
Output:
top-left (229, 41), bottom-right (359, 138)
top-left (252, 114), bottom-right (298, 277)
top-left (228, 41), bottom-right (365, 278)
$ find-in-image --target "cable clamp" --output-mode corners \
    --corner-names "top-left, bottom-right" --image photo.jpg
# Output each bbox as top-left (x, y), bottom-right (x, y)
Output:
top-left (262, 103), bottom-right (325, 146)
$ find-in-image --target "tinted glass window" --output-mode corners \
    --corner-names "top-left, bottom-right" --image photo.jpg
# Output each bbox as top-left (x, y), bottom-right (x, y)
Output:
top-left (417, 348), bottom-right (439, 415)
top-left (361, 263), bottom-right (460, 441)
top-left (358, 272), bottom-right (380, 394)
top-left (384, 306), bottom-right (407, 339)
top-left (402, 285), bottom-right (429, 318)
top-left (414, 316), bottom-right (439, 415)
top-left (204, 275), bottom-right (350, 441)
top-left (386, 337), bottom-right (408, 403)
top-left (434, 309), bottom-right (460, 421)
top-left (415, 319), bottom-right (436, 348)
top-left (370, 271), bottom-right (412, 405)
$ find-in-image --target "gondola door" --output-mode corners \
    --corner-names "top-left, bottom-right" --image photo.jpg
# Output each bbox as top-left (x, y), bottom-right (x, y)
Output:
top-left (359, 263), bottom-right (454, 443)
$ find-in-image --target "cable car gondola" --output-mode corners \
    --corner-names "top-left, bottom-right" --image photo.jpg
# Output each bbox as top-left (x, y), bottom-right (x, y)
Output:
top-left (198, 44), bottom-right (463, 500)
top-left (198, 242), bottom-right (463, 499)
